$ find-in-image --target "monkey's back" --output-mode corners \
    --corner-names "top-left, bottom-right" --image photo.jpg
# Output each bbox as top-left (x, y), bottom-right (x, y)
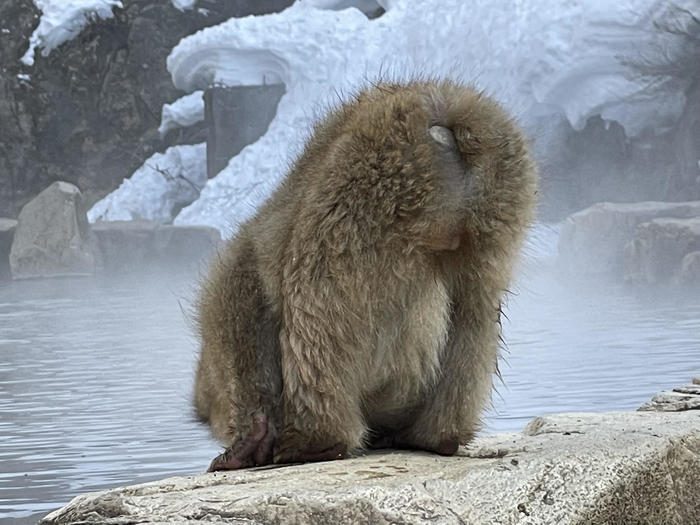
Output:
top-left (195, 79), bottom-right (538, 462)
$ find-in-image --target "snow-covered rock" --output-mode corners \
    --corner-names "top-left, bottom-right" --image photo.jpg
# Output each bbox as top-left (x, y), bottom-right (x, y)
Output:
top-left (22, 0), bottom-right (123, 66)
top-left (162, 0), bottom-right (699, 235)
top-left (88, 144), bottom-right (207, 224)
top-left (158, 91), bottom-right (205, 137)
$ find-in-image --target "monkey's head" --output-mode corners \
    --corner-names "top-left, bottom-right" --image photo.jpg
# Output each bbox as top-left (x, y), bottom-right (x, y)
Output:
top-left (303, 80), bottom-right (537, 259)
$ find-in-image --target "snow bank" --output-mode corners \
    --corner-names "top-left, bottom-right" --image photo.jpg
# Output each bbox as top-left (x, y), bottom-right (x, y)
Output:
top-left (158, 91), bottom-right (205, 137)
top-left (88, 144), bottom-right (207, 224)
top-left (92, 0), bottom-right (697, 235)
top-left (22, 0), bottom-right (123, 66)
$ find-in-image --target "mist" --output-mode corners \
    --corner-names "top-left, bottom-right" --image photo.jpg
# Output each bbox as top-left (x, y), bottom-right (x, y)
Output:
top-left (1, 0), bottom-right (699, 522)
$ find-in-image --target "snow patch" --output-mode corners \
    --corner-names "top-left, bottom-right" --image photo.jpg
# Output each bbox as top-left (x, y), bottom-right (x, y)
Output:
top-left (158, 91), bottom-right (205, 137)
top-left (88, 144), bottom-right (207, 224)
top-left (22, 0), bottom-right (123, 66)
top-left (94, 0), bottom-right (698, 235)
top-left (171, 0), bottom-right (196, 11)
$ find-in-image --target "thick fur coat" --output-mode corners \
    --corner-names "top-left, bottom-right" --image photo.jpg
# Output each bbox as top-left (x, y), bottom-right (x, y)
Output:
top-left (194, 79), bottom-right (538, 469)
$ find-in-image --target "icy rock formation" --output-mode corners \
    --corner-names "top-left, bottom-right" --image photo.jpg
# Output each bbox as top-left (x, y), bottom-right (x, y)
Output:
top-left (88, 144), bottom-right (207, 224)
top-left (22, 0), bottom-right (123, 66)
top-left (158, 91), bottom-right (205, 137)
top-left (164, 0), bottom-right (699, 235)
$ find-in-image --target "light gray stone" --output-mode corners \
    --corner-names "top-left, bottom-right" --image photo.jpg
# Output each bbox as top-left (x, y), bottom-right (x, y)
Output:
top-left (39, 411), bottom-right (700, 525)
top-left (638, 391), bottom-right (700, 412)
top-left (0, 218), bottom-right (17, 280)
top-left (557, 201), bottom-right (700, 277)
top-left (91, 220), bottom-right (220, 274)
top-left (9, 182), bottom-right (95, 279)
top-left (623, 217), bottom-right (700, 284)
top-left (679, 251), bottom-right (700, 284)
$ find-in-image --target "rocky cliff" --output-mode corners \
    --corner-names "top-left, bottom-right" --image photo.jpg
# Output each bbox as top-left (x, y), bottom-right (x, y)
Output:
top-left (0, 0), bottom-right (293, 218)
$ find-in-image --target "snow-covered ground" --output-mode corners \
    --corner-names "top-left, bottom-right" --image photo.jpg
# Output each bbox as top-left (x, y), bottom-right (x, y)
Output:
top-left (88, 143), bottom-right (207, 224)
top-left (158, 90), bottom-right (205, 137)
top-left (86, 0), bottom-right (699, 236)
top-left (22, 0), bottom-right (123, 66)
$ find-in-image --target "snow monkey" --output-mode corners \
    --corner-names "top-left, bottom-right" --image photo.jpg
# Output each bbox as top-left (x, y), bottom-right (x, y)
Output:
top-left (194, 79), bottom-right (538, 471)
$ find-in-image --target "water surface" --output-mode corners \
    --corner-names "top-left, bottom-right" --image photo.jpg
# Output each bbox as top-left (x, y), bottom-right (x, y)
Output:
top-left (0, 268), bottom-right (698, 522)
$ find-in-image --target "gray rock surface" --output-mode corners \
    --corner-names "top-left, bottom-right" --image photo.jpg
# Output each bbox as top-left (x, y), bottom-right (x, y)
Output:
top-left (91, 220), bottom-right (220, 273)
top-left (39, 411), bottom-right (700, 525)
top-left (557, 201), bottom-right (700, 277)
top-left (623, 217), bottom-right (700, 284)
top-left (639, 382), bottom-right (700, 411)
top-left (0, 218), bottom-right (18, 280)
top-left (10, 182), bottom-right (95, 278)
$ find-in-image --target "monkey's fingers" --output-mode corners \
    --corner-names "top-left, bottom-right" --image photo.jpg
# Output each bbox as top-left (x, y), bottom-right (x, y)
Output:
top-left (207, 413), bottom-right (270, 472)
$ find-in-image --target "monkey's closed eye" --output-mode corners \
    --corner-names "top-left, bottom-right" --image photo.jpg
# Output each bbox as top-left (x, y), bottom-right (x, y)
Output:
top-left (428, 125), bottom-right (457, 149)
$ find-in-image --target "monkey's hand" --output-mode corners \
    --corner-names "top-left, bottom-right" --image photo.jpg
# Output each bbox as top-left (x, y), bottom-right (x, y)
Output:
top-left (207, 411), bottom-right (276, 471)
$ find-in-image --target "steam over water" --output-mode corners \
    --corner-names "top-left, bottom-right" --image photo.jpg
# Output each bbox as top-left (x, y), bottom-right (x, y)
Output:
top-left (1, 248), bottom-right (698, 521)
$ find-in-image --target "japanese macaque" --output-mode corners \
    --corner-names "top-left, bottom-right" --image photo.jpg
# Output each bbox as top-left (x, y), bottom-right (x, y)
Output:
top-left (194, 79), bottom-right (538, 471)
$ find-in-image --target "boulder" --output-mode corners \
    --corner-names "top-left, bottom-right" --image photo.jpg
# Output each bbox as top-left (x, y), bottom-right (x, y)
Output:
top-left (39, 411), bottom-right (699, 525)
top-left (91, 220), bottom-right (220, 273)
top-left (638, 388), bottom-right (700, 412)
top-left (623, 217), bottom-right (700, 284)
top-left (557, 201), bottom-right (700, 277)
top-left (0, 218), bottom-right (17, 280)
top-left (9, 182), bottom-right (95, 278)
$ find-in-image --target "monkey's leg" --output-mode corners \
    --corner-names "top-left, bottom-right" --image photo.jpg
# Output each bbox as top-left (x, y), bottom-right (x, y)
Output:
top-left (272, 287), bottom-right (368, 464)
top-left (198, 235), bottom-right (284, 472)
top-left (393, 301), bottom-right (500, 455)
top-left (272, 354), bottom-right (365, 464)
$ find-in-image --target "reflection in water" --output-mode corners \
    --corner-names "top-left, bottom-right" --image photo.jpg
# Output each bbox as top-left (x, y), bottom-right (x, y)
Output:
top-left (0, 268), bottom-right (698, 520)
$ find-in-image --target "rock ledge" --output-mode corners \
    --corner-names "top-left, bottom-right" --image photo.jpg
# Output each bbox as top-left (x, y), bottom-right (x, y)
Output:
top-left (40, 411), bottom-right (700, 525)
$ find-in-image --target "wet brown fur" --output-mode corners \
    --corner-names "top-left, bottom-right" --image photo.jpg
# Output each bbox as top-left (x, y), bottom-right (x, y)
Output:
top-left (194, 79), bottom-right (538, 467)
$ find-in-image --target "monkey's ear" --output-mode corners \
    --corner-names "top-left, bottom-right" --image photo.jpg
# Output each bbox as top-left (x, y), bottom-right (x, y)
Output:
top-left (428, 125), bottom-right (457, 149)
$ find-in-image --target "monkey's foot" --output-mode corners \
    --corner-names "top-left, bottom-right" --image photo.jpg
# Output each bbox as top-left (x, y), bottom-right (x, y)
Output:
top-left (369, 432), bottom-right (459, 456)
top-left (207, 412), bottom-right (275, 472)
top-left (274, 437), bottom-right (347, 465)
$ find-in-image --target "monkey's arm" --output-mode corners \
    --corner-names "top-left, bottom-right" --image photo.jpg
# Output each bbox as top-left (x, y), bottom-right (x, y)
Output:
top-left (393, 293), bottom-right (502, 454)
top-left (273, 272), bottom-right (368, 464)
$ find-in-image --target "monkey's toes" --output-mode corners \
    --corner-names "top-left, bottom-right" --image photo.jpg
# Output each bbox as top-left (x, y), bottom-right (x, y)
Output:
top-left (207, 412), bottom-right (273, 472)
